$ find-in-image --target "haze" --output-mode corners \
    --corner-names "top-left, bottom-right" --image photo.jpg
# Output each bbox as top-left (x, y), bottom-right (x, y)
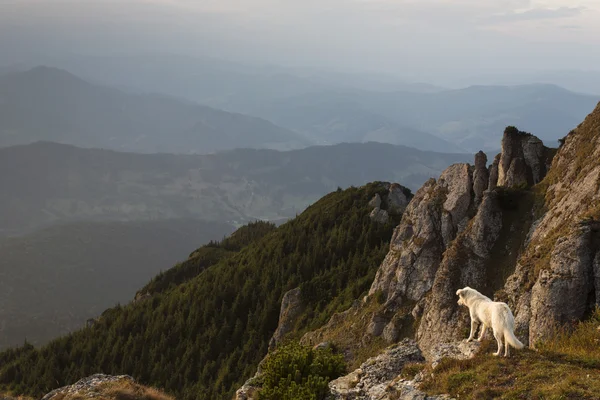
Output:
top-left (2, 1), bottom-right (600, 395)
top-left (2, 0), bottom-right (600, 85)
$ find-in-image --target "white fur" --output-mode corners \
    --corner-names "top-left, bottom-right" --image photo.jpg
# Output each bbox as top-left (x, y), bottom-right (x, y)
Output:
top-left (456, 286), bottom-right (524, 357)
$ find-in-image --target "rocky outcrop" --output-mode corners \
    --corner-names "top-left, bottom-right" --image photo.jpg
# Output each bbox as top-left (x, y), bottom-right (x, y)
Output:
top-left (269, 287), bottom-right (304, 351)
top-left (235, 381), bottom-right (260, 400)
top-left (42, 374), bottom-right (135, 400)
top-left (496, 126), bottom-right (550, 188)
top-left (503, 103), bottom-right (600, 346)
top-left (428, 340), bottom-right (481, 368)
top-left (388, 184), bottom-right (411, 214)
top-left (488, 154), bottom-right (500, 191)
top-left (368, 162), bottom-right (475, 308)
top-left (370, 208), bottom-right (390, 224)
top-left (417, 190), bottom-right (505, 351)
top-left (361, 123), bottom-right (559, 353)
top-left (328, 339), bottom-right (450, 400)
top-left (246, 108), bottom-right (599, 400)
top-left (369, 184), bottom-right (411, 224)
top-left (237, 287), bottom-right (306, 399)
top-left (472, 151), bottom-right (488, 204)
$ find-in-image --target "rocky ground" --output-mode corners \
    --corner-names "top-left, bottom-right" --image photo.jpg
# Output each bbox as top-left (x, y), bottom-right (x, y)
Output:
top-left (328, 339), bottom-right (482, 400)
top-left (40, 374), bottom-right (173, 400)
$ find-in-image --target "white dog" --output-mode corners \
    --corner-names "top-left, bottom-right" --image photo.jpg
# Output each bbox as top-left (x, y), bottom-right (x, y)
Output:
top-left (456, 286), bottom-right (524, 357)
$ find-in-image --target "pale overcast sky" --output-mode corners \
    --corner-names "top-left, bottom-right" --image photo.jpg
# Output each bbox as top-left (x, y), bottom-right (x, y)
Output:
top-left (1, 0), bottom-right (599, 79)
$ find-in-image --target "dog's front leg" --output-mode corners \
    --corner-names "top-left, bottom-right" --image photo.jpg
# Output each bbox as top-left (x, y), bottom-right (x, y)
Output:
top-left (477, 324), bottom-right (487, 342)
top-left (466, 319), bottom-right (477, 342)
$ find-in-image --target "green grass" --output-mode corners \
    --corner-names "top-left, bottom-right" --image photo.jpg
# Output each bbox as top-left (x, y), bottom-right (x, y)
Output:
top-left (421, 310), bottom-right (600, 399)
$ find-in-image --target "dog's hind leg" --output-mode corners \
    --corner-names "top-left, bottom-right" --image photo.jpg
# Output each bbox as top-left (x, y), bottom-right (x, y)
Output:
top-left (504, 336), bottom-right (510, 357)
top-left (493, 330), bottom-right (503, 356)
top-left (477, 324), bottom-right (487, 342)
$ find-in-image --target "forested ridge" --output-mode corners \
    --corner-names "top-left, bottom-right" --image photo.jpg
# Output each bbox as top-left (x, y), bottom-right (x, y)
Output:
top-left (0, 182), bottom-right (408, 399)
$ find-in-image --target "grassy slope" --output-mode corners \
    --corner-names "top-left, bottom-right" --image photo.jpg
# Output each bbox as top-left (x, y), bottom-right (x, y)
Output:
top-left (420, 311), bottom-right (600, 399)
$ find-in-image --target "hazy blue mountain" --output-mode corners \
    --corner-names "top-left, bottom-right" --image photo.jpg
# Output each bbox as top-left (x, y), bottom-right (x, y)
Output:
top-left (0, 141), bottom-right (472, 236)
top-left (243, 91), bottom-right (465, 152)
top-left (452, 70), bottom-right (600, 96)
top-left (263, 84), bottom-right (597, 151)
top-left (356, 84), bottom-right (599, 150)
top-left (0, 66), bottom-right (309, 153)
top-left (0, 218), bottom-right (234, 349)
top-left (37, 55), bottom-right (598, 152)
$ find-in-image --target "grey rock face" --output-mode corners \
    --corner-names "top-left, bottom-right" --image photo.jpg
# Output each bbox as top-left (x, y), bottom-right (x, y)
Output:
top-left (368, 179), bottom-right (443, 304)
top-left (328, 339), bottom-right (450, 400)
top-left (529, 225), bottom-right (599, 344)
top-left (367, 313), bottom-right (389, 337)
top-left (502, 105), bottom-right (600, 346)
top-left (521, 135), bottom-right (547, 185)
top-left (440, 164), bottom-right (474, 232)
top-left (472, 151), bottom-right (489, 203)
top-left (504, 156), bottom-right (528, 188)
top-left (503, 263), bottom-right (532, 341)
top-left (383, 314), bottom-right (406, 343)
top-left (369, 184), bottom-right (411, 224)
top-left (387, 184), bottom-right (411, 214)
top-left (42, 374), bottom-right (134, 400)
top-left (269, 287), bottom-right (304, 351)
top-left (370, 207), bottom-right (390, 224)
top-left (497, 128), bottom-right (548, 188)
top-left (488, 153), bottom-right (500, 191)
top-left (368, 163), bottom-right (474, 306)
top-left (369, 193), bottom-right (383, 209)
top-left (417, 191), bottom-right (504, 352)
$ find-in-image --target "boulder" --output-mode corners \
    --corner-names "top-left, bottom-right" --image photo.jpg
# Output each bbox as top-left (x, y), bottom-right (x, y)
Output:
top-left (42, 374), bottom-right (135, 400)
top-left (328, 339), bottom-right (447, 400)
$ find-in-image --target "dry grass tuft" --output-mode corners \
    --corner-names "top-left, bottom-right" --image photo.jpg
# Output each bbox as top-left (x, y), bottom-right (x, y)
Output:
top-left (100, 380), bottom-right (174, 400)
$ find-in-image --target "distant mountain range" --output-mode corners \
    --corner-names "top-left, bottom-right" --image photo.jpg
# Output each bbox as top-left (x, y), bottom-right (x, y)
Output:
top-left (2, 63), bottom-right (595, 153)
top-left (19, 56), bottom-right (596, 153)
top-left (243, 84), bottom-right (599, 152)
top-left (0, 218), bottom-right (234, 349)
top-left (0, 66), bottom-right (309, 153)
top-left (0, 141), bottom-right (472, 236)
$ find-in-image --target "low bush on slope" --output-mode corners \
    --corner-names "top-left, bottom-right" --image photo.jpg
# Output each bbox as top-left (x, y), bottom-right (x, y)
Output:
top-left (0, 182), bottom-right (405, 399)
top-left (254, 342), bottom-right (345, 400)
top-left (420, 309), bottom-right (600, 399)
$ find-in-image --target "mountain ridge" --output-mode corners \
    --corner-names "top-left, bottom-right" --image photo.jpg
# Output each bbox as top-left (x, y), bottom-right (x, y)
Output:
top-left (0, 140), bottom-right (472, 236)
top-left (0, 66), bottom-right (309, 153)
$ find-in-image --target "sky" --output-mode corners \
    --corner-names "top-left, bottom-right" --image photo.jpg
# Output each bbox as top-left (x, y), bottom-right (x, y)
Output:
top-left (1, 0), bottom-right (599, 81)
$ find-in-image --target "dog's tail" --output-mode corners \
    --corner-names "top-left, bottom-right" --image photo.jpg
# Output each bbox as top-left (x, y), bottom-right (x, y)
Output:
top-left (504, 328), bottom-right (525, 349)
top-left (500, 304), bottom-right (525, 349)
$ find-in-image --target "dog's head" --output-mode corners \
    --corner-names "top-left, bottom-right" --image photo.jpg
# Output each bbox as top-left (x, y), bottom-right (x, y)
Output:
top-left (456, 287), bottom-right (471, 307)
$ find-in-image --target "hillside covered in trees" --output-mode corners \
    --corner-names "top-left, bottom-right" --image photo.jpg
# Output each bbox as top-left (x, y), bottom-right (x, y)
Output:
top-left (0, 182), bottom-right (408, 399)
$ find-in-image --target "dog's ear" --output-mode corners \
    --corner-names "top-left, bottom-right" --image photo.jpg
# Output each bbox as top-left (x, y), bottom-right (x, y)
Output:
top-left (456, 288), bottom-right (464, 296)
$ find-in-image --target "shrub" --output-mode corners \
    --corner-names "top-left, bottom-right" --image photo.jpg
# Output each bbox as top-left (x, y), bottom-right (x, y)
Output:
top-left (258, 343), bottom-right (345, 400)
